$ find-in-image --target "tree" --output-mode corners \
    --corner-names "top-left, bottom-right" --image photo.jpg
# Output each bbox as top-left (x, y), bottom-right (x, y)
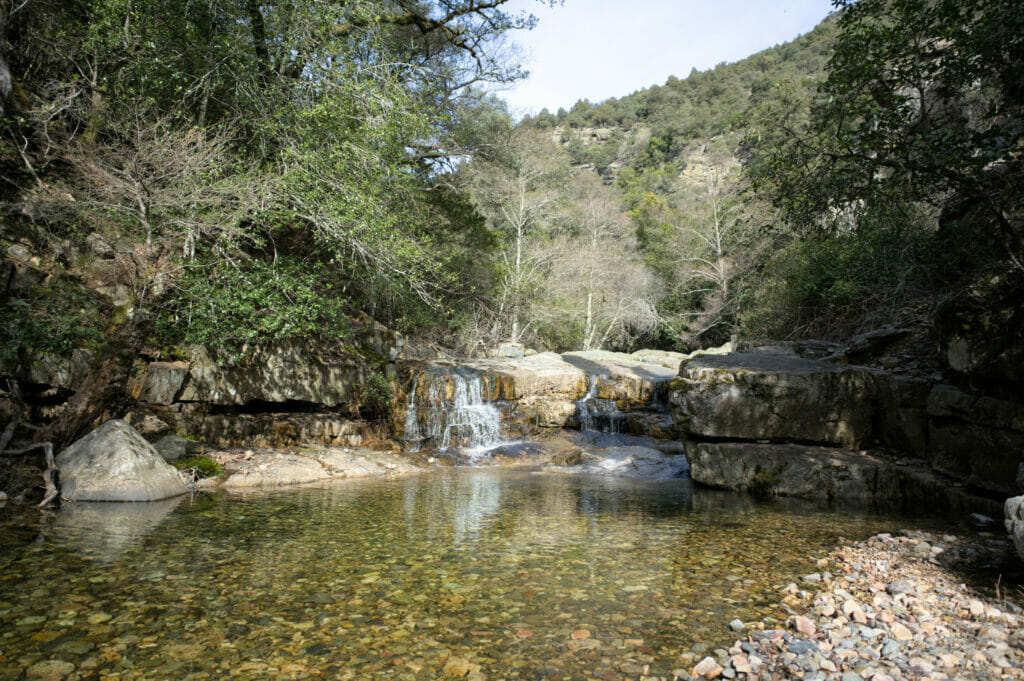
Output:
top-left (744, 0), bottom-right (1024, 263)
top-left (546, 173), bottom-right (658, 350)
top-left (464, 128), bottom-right (569, 344)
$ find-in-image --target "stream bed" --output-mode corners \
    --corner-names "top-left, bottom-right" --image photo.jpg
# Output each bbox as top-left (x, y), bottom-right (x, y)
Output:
top-left (0, 466), bottom-right (961, 680)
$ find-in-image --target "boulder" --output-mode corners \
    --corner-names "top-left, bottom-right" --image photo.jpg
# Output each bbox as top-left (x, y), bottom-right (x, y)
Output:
top-left (56, 420), bottom-right (189, 501)
top-left (1005, 496), bottom-right (1024, 563)
top-left (127, 361), bottom-right (189, 405)
top-left (152, 434), bottom-right (203, 462)
top-left (669, 349), bottom-right (876, 448)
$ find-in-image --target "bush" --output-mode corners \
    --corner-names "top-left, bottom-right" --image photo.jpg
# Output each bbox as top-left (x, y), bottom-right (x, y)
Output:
top-left (173, 455), bottom-right (224, 479)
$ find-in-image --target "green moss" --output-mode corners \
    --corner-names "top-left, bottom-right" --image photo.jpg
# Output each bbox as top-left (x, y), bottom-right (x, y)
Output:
top-left (173, 456), bottom-right (225, 479)
top-left (750, 467), bottom-right (781, 495)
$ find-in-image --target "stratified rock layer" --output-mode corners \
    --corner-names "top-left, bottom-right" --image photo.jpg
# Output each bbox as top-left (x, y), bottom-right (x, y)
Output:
top-left (56, 419), bottom-right (189, 501)
top-left (670, 348), bottom-right (876, 448)
top-left (669, 346), bottom-right (1023, 504)
top-left (689, 442), bottom-right (997, 513)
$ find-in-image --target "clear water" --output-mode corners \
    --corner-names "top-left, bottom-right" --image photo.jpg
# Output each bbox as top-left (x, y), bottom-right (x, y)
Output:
top-left (0, 469), bottom-right (958, 680)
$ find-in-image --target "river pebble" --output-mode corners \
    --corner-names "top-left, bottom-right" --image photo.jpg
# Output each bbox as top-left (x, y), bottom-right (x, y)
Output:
top-left (685, 531), bottom-right (1024, 681)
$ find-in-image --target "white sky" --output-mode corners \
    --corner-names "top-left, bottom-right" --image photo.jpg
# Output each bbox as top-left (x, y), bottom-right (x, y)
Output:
top-left (498, 0), bottom-right (835, 117)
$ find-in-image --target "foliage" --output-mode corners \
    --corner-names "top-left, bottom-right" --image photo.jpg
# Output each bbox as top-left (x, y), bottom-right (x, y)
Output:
top-left (0, 276), bottom-right (106, 363)
top-left (3, 0), bottom-right (556, 357)
top-left (173, 455), bottom-right (224, 479)
top-left (743, 0), bottom-right (1024, 255)
top-left (156, 258), bottom-right (353, 358)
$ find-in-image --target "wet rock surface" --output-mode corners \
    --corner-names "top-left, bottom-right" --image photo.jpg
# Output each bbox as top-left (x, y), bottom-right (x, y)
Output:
top-left (199, 446), bottom-right (421, 489)
top-left (688, 443), bottom-right (1002, 516)
top-left (698, 531), bottom-right (1024, 681)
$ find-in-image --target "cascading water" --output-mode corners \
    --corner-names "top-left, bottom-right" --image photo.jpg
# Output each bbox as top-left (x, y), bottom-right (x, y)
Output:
top-left (575, 374), bottom-right (627, 434)
top-left (404, 369), bottom-right (504, 458)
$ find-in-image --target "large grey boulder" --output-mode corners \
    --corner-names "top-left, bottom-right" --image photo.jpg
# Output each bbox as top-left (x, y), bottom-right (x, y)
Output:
top-left (56, 420), bottom-right (189, 501)
top-left (1005, 496), bottom-right (1024, 563)
top-left (669, 348), bottom-right (876, 448)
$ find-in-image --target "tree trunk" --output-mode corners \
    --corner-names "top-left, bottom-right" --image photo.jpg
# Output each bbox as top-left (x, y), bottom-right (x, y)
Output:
top-left (35, 326), bottom-right (141, 452)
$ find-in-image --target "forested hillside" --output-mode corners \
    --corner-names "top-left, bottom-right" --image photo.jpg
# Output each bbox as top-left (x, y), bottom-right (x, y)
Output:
top-left (2, 0), bottom-right (1021, 401)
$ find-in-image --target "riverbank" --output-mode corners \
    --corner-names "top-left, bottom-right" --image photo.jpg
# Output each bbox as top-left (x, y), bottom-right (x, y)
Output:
top-left (685, 531), bottom-right (1024, 680)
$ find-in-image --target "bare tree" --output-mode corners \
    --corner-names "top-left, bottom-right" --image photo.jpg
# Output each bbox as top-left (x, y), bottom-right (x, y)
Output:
top-left (545, 173), bottom-right (659, 350)
top-left (466, 128), bottom-right (568, 344)
top-left (666, 150), bottom-right (766, 342)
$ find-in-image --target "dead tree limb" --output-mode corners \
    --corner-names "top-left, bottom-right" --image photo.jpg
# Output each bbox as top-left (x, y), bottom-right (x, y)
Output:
top-left (1, 440), bottom-right (58, 507)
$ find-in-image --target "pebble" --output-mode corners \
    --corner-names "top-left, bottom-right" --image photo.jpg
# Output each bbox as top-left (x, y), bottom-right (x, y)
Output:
top-left (729, 619), bottom-right (744, 632)
top-left (794, 615), bottom-right (816, 636)
top-left (727, 531), bottom-right (1023, 681)
top-left (692, 656), bottom-right (723, 679)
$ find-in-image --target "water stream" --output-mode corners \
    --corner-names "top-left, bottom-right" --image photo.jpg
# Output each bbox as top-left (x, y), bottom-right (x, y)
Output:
top-left (576, 374), bottom-right (627, 434)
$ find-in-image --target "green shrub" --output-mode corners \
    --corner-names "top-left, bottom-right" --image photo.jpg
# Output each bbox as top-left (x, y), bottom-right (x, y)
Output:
top-left (0, 276), bottom-right (106, 363)
top-left (173, 456), bottom-right (225, 479)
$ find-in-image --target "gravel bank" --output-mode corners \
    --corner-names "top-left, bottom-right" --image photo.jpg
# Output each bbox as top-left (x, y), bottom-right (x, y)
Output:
top-left (683, 531), bottom-right (1023, 680)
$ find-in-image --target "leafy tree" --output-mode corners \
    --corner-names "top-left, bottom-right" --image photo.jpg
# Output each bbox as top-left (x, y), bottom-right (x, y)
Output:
top-left (744, 0), bottom-right (1024, 262)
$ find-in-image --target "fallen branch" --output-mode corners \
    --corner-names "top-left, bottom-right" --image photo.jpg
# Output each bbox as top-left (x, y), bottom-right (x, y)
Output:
top-left (0, 441), bottom-right (58, 507)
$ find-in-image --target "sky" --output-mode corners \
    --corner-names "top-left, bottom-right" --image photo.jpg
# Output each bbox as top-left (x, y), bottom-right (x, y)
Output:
top-left (498, 0), bottom-right (835, 117)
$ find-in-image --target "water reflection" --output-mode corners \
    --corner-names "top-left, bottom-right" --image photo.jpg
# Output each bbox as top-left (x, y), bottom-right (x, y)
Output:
top-left (48, 496), bottom-right (185, 562)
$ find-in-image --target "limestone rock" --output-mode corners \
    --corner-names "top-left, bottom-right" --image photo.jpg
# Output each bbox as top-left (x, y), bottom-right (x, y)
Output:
top-left (152, 434), bottom-right (203, 462)
top-left (688, 442), bottom-right (1000, 512)
top-left (1, 348), bottom-right (94, 391)
top-left (216, 447), bottom-right (419, 489)
top-left (178, 343), bottom-right (358, 406)
top-left (56, 420), bottom-right (189, 501)
top-left (85, 232), bottom-right (116, 258)
top-left (563, 350), bottom-right (677, 405)
top-left (670, 348), bottom-right (876, 448)
top-left (127, 361), bottom-right (189, 405)
top-left (1005, 496), bottom-right (1024, 563)
top-left (926, 385), bottom-right (1024, 494)
top-left (488, 342), bottom-right (525, 358)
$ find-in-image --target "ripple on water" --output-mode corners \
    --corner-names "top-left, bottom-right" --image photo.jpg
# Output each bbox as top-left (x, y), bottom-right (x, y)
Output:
top-left (0, 468), bottom-right (959, 680)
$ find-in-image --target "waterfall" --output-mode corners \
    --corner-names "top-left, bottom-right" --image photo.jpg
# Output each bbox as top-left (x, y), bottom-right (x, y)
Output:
top-left (575, 374), bottom-right (627, 434)
top-left (404, 369), bottom-right (504, 456)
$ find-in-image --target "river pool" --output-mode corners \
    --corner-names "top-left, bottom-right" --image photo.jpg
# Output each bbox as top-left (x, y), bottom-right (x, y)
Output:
top-left (0, 466), bottom-right (958, 680)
